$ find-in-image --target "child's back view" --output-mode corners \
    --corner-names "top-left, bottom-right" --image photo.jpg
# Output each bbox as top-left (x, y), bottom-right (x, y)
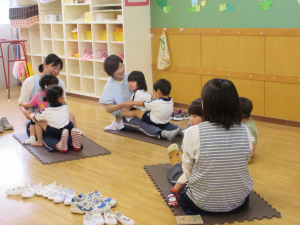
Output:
top-left (240, 97), bottom-right (258, 163)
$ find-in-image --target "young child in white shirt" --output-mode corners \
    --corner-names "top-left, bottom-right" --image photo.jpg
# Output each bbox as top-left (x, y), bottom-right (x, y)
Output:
top-left (116, 79), bottom-right (175, 129)
top-left (19, 74), bottom-right (59, 145)
top-left (167, 98), bottom-right (203, 207)
top-left (104, 71), bottom-right (152, 130)
top-left (30, 86), bottom-right (82, 153)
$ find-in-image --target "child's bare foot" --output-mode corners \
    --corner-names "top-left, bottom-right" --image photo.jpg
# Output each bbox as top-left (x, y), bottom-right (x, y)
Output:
top-left (31, 141), bottom-right (43, 147)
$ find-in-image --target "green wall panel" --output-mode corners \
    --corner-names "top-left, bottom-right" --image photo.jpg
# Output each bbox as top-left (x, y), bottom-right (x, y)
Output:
top-left (151, 0), bottom-right (300, 28)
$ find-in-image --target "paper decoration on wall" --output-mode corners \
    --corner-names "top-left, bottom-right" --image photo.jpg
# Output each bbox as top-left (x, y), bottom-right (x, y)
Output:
top-left (298, 0), bottom-right (300, 5)
top-left (201, 0), bottom-right (207, 7)
top-left (189, 0), bottom-right (201, 12)
top-left (219, 3), bottom-right (233, 12)
top-left (259, 0), bottom-right (274, 10)
top-left (156, 0), bottom-right (172, 13)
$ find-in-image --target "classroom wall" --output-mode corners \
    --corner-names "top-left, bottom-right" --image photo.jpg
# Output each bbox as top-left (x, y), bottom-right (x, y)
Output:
top-left (150, 1), bottom-right (300, 122)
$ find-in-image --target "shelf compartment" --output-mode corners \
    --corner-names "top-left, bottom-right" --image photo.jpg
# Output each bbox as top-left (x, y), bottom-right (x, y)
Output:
top-left (92, 10), bottom-right (122, 23)
top-left (68, 59), bottom-right (80, 76)
top-left (31, 56), bottom-right (43, 74)
top-left (65, 24), bottom-right (78, 41)
top-left (94, 42), bottom-right (107, 61)
top-left (96, 79), bottom-right (107, 97)
top-left (68, 76), bottom-right (81, 93)
top-left (107, 24), bottom-right (123, 42)
top-left (67, 41), bottom-right (79, 58)
top-left (61, 58), bottom-right (66, 73)
top-left (64, 5), bottom-right (90, 23)
top-left (80, 61), bottom-right (94, 78)
top-left (20, 28), bottom-right (31, 54)
top-left (79, 42), bottom-right (93, 60)
top-left (78, 24), bottom-right (92, 41)
top-left (109, 43), bottom-right (124, 59)
top-left (53, 40), bottom-right (65, 57)
top-left (40, 24), bottom-right (52, 40)
top-left (39, 0), bottom-right (63, 23)
top-left (57, 74), bottom-right (67, 90)
top-left (94, 61), bottom-right (108, 79)
top-left (92, 24), bottom-right (107, 41)
top-left (52, 24), bottom-right (64, 39)
top-left (29, 24), bottom-right (41, 54)
top-left (41, 40), bottom-right (53, 56)
top-left (82, 78), bottom-right (95, 96)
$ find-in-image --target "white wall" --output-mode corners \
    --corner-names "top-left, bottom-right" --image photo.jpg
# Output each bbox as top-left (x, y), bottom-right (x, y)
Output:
top-left (123, 4), bottom-right (153, 92)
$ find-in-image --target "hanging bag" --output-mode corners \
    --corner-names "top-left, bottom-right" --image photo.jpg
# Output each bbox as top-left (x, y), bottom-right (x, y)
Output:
top-left (157, 31), bottom-right (171, 70)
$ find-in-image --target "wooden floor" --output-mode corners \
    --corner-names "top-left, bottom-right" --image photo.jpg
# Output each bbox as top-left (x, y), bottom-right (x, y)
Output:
top-left (0, 86), bottom-right (299, 225)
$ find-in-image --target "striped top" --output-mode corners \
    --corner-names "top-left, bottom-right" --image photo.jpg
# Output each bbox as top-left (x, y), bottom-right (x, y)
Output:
top-left (186, 121), bottom-right (253, 212)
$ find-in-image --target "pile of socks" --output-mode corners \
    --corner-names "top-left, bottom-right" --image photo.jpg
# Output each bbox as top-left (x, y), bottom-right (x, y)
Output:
top-left (9, 4), bottom-right (39, 28)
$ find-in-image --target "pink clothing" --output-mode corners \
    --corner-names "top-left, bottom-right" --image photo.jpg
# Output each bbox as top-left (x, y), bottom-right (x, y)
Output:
top-left (29, 91), bottom-right (48, 111)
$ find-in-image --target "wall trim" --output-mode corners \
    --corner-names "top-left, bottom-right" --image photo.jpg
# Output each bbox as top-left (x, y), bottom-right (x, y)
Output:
top-left (173, 102), bottom-right (300, 128)
top-left (152, 64), bottom-right (300, 85)
top-left (151, 28), bottom-right (300, 37)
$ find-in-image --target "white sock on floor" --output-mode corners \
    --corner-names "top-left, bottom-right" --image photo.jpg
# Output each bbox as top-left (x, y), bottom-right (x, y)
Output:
top-left (104, 121), bottom-right (118, 130)
top-left (23, 135), bottom-right (37, 145)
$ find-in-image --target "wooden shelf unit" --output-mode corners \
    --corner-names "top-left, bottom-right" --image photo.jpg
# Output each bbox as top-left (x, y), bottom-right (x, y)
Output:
top-left (18, 0), bottom-right (152, 97)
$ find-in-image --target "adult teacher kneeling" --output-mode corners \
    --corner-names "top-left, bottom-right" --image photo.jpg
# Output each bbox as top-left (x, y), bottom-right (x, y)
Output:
top-left (99, 55), bottom-right (181, 141)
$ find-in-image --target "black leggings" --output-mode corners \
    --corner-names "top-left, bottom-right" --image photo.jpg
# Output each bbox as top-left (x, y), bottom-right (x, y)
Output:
top-left (179, 186), bottom-right (250, 215)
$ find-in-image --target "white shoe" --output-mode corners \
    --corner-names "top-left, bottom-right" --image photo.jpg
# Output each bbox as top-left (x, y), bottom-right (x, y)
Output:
top-left (71, 196), bottom-right (94, 214)
top-left (49, 186), bottom-right (67, 200)
top-left (22, 183), bottom-right (43, 198)
top-left (115, 211), bottom-right (135, 225)
top-left (104, 209), bottom-right (117, 225)
top-left (43, 184), bottom-right (63, 198)
top-left (79, 190), bottom-right (117, 207)
top-left (36, 181), bottom-right (57, 196)
top-left (6, 184), bottom-right (33, 195)
top-left (54, 188), bottom-right (70, 203)
top-left (91, 209), bottom-right (105, 225)
top-left (64, 189), bottom-right (76, 206)
top-left (83, 213), bottom-right (96, 225)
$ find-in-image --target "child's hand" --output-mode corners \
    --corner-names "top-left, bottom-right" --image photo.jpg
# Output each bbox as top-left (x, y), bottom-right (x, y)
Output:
top-left (122, 101), bottom-right (133, 109)
top-left (19, 102), bottom-right (24, 107)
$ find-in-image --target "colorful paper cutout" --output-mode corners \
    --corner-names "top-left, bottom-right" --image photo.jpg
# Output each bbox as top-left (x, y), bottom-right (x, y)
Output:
top-left (189, 0), bottom-right (200, 12)
top-left (156, 0), bottom-right (172, 13)
top-left (188, 4), bottom-right (200, 12)
top-left (201, 0), bottom-right (207, 7)
top-left (163, 5), bottom-right (172, 13)
top-left (156, 0), bottom-right (167, 9)
top-left (219, 3), bottom-right (233, 12)
top-left (259, 0), bottom-right (274, 10)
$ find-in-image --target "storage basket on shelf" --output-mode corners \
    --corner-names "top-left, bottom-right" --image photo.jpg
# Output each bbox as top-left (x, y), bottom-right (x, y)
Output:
top-left (99, 30), bottom-right (107, 41)
top-left (85, 31), bottom-right (92, 40)
top-left (112, 30), bottom-right (123, 41)
top-left (72, 27), bottom-right (78, 39)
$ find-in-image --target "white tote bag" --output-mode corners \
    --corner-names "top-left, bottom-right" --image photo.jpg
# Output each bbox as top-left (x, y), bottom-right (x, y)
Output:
top-left (157, 31), bottom-right (171, 70)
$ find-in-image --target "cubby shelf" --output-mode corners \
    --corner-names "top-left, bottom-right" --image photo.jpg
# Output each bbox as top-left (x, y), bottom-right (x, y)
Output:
top-left (18, 0), bottom-right (151, 97)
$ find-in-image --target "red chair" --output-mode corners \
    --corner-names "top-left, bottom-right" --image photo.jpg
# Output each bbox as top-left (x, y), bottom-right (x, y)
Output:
top-left (0, 39), bottom-right (29, 102)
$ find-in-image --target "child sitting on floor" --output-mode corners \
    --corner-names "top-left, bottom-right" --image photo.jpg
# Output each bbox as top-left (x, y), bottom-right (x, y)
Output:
top-left (30, 85), bottom-right (82, 154)
top-left (19, 74), bottom-right (59, 145)
top-left (115, 79), bottom-right (181, 141)
top-left (167, 98), bottom-right (203, 207)
top-left (240, 97), bottom-right (258, 163)
top-left (104, 71), bottom-right (152, 130)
